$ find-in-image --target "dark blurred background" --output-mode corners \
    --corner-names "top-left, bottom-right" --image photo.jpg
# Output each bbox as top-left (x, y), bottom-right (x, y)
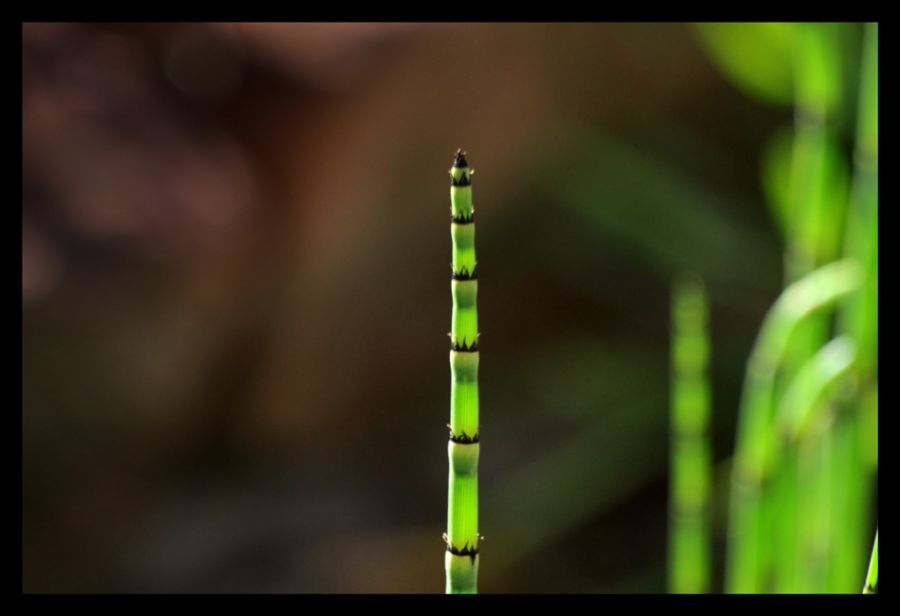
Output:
top-left (23, 22), bottom-right (817, 593)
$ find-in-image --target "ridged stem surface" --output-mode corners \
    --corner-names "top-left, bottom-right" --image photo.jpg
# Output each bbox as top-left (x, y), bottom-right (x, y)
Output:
top-left (446, 149), bottom-right (480, 594)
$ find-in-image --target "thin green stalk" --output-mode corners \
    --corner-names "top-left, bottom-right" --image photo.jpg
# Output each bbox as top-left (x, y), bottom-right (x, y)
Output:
top-left (839, 22), bottom-right (878, 378)
top-left (784, 23), bottom-right (844, 284)
top-left (831, 22), bottom-right (878, 593)
top-left (863, 530), bottom-right (878, 594)
top-left (668, 275), bottom-right (712, 594)
top-left (794, 432), bottom-right (831, 592)
top-left (769, 451), bottom-right (798, 592)
top-left (827, 412), bottom-right (868, 592)
top-left (772, 336), bottom-right (857, 592)
top-left (772, 24), bottom-right (845, 591)
top-left (445, 148), bottom-right (480, 594)
top-left (726, 259), bottom-right (862, 593)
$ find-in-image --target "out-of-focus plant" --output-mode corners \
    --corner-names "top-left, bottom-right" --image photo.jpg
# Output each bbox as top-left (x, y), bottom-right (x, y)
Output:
top-left (690, 22), bottom-right (878, 594)
top-left (668, 276), bottom-right (712, 593)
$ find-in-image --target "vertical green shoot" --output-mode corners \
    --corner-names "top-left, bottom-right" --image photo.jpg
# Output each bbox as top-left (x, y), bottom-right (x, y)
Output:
top-left (773, 336), bottom-right (857, 591)
top-left (726, 259), bottom-right (862, 593)
top-left (784, 22), bottom-right (844, 283)
top-left (863, 530), bottom-right (878, 594)
top-left (445, 148), bottom-right (480, 594)
top-left (668, 275), bottom-right (712, 594)
top-left (830, 21), bottom-right (878, 593)
top-left (839, 21), bottom-right (878, 377)
top-left (772, 24), bottom-right (845, 591)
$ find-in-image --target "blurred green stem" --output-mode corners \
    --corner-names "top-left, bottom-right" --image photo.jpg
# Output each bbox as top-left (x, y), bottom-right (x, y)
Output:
top-left (770, 23), bottom-right (846, 593)
top-left (784, 23), bottom-right (843, 283)
top-left (839, 22), bottom-right (878, 374)
top-left (773, 337), bottom-right (856, 592)
top-left (726, 259), bottom-right (861, 593)
top-left (668, 275), bottom-right (711, 594)
top-left (829, 21), bottom-right (879, 593)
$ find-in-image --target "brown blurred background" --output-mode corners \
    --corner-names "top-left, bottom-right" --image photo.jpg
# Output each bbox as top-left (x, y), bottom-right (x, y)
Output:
top-left (23, 22), bottom-right (789, 593)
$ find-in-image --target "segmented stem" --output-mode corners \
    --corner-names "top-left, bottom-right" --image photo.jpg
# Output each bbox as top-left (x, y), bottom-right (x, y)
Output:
top-left (445, 148), bottom-right (480, 594)
top-left (668, 275), bottom-right (712, 594)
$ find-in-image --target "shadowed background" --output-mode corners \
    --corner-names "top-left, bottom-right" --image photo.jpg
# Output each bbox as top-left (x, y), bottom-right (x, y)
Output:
top-left (22, 22), bottom-right (866, 593)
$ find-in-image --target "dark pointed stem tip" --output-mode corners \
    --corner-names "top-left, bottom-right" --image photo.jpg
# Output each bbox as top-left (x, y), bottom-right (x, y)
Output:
top-left (453, 148), bottom-right (469, 168)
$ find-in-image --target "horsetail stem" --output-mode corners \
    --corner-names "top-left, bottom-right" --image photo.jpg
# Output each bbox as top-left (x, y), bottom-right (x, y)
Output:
top-left (769, 25), bottom-right (844, 592)
top-left (840, 21), bottom-right (878, 378)
top-left (445, 148), bottom-right (480, 594)
top-left (773, 336), bottom-right (857, 592)
top-left (668, 275), bottom-right (712, 594)
top-left (863, 530), bottom-right (878, 593)
top-left (827, 22), bottom-right (878, 593)
top-left (726, 259), bottom-right (862, 593)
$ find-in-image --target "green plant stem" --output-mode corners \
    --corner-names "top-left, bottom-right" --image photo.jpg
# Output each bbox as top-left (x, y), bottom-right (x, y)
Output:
top-left (863, 530), bottom-right (878, 593)
top-left (445, 149), bottom-right (480, 594)
top-left (839, 22), bottom-right (878, 380)
top-left (830, 22), bottom-right (878, 593)
top-left (668, 275), bottom-right (712, 594)
top-left (726, 259), bottom-right (862, 593)
top-left (827, 412), bottom-right (868, 592)
top-left (795, 432), bottom-right (832, 592)
top-left (784, 23), bottom-right (843, 283)
top-left (772, 336), bottom-right (856, 593)
top-left (771, 24), bottom-right (844, 591)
